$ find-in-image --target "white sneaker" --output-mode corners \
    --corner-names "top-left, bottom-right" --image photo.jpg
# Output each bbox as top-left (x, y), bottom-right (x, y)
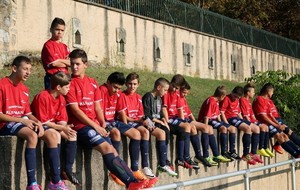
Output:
top-left (158, 165), bottom-right (178, 176)
top-left (142, 167), bottom-right (156, 178)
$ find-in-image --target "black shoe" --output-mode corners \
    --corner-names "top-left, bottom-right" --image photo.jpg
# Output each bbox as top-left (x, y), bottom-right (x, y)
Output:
top-left (62, 171), bottom-right (82, 186)
top-left (185, 158), bottom-right (200, 169)
top-left (194, 156), bottom-right (212, 167)
top-left (228, 152), bottom-right (241, 160)
top-left (222, 152), bottom-right (234, 161)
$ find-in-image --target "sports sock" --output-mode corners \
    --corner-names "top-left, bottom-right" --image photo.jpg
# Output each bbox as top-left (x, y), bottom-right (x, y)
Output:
top-left (184, 132), bottom-right (191, 160)
top-left (177, 139), bottom-right (185, 161)
top-left (209, 134), bottom-right (219, 156)
top-left (290, 132), bottom-right (300, 147)
top-left (65, 141), bottom-right (77, 174)
top-left (287, 140), bottom-right (300, 153)
top-left (140, 140), bottom-right (149, 168)
top-left (111, 140), bottom-right (120, 153)
top-left (229, 133), bottom-right (236, 153)
top-left (264, 132), bottom-right (270, 148)
top-left (190, 134), bottom-right (202, 158)
top-left (25, 148), bottom-right (37, 186)
top-left (251, 133), bottom-right (259, 154)
top-left (220, 133), bottom-right (227, 154)
top-left (157, 140), bottom-right (167, 166)
top-left (48, 147), bottom-right (61, 184)
top-left (259, 131), bottom-right (265, 149)
top-left (129, 139), bottom-right (140, 171)
top-left (281, 141), bottom-right (299, 158)
top-left (242, 133), bottom-right (251, 156)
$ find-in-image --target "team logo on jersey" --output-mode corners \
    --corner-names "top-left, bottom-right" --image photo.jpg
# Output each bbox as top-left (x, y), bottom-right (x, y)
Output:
top-left (88, 129), bottom-right (97, 137)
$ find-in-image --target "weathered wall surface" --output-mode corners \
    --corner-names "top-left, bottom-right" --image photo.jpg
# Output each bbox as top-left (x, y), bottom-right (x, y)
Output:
top-left (0, 0), bottom-right (299, 80)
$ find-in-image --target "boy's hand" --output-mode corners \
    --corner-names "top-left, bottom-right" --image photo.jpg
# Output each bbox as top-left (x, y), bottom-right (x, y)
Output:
top-left (96, 127), bottom-right (109, 137)
top-left (64, 125), bottom-right (77, 139)
top-left (35, 122), bottom-right (44, 137)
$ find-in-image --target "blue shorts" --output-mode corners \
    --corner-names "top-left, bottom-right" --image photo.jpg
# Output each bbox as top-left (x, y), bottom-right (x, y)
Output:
top-left (208, 120), bottom-right (231, 130)
top-left (77, 126), bottom-right (110, 148)
top-left (269, 125), bottom-right (280, 137)
top-left (0, 122), bottom-right (26, 135)
top-left (107, 121), bottom-right (132, 134)
top-left (183, 118), bottom-right (192, 123)
top-left (168, 118), bottom-right (184, 126)
top-left (228, 117), bottom-right (251, 128)
top-left (127, 122), bottom-right (143, 129)
top-left (275, 118), bottom-right (285, 125)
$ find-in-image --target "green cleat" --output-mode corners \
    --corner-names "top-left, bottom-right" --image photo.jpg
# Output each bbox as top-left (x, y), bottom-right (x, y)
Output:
top-left (213, 155), bottom-right (232, 163)
top-left (204, 157), bottom-right (218, 166)
top-left (257, 149), bottom-right (270, 157)
top-left (265, 148), bottom-right (275, 157)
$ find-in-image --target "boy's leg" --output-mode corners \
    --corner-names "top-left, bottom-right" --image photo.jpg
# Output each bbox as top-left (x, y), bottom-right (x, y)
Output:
top-left (136, 125), bottom-right (150, 168)
top-left (109, 128), bottom-right (121, 153)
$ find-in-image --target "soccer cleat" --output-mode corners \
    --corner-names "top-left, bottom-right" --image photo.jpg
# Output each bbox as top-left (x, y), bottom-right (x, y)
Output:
top-left (222, 152), bottom-right (234, 161)
top-left (157, 165), bottom-right (178, 176)
top-left (228, 152), bottom-right (242, 160)
top-left (194, 156), bottom-right (212, 167)
top-left (250, 153), bottom-right (264, 164)
top-left (144, 177), bottom-right (159, 188)
top-left (142, 167), bottom-right (156, 178)
top-left (127, 180), bottom-right (149, 190)
top-left (26, 183), bottom-right (41, 190)
top-left (48, 180), bottom-right (68, 190)
top-left (176, 159), bottom-right (193, 169)
top-left (273, 145), bottom-right (284, 154)
top-left (109, 172), bottom-right (125, 186)
top-left (204, 157), bottom-right (218, 166)
top-left (213, 155), bottom-right (232, 163)
top-left (166, 160), bottom-right (175, 171)
top-left (257, 149), bottom-right (270, 157)
top-left (265, 148), bottom-right (275, 157)
top-left (133, 170), bottom-right (147, 181)
top-left (242, 154), bottom-right (256, 165)
top-left (185, 158), bottom-right (200, 169)
top-left (61, 171), bottom-right (81, 186)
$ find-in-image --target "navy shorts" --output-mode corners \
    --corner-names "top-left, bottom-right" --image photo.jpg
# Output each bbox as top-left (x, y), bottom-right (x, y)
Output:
top-left (184, 118), bottom-right (192, 123)
top-left (0, 122), bottom-right (26, 135)
top-left (275, 118), bottom-right (285, 125)
top-left (269, 125), bottom-right (280, 137)
top-left (208, 120), bottom-right (231, 130)
top-left (168, 118), bottom-right (184, 126)
top-left (77, 126), bottom-right (110, 148)
top-left (127, 122), bottom-right (143, 129)
top-left (107, 121), bottom-right (132, 134)
top-left (228, 117), bottom-right (251, 128)
top-left (168, 118), bottom-right (186, 140)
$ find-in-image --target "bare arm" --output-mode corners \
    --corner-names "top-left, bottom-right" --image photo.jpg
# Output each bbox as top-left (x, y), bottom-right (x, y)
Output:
top-left (50, 59), bottom-right (70, 68)
top-left (162, 107), bottom-right (169, 122)
top-left (94, 101), bottom-right (106, 128)
top-left (220, 111), bottom-right (229, 124)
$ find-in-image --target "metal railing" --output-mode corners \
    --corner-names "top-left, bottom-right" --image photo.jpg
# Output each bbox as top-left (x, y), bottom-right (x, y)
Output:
top-left (144, 158), bottom-right (300, 190)
top-left (83, 0), bottom-right (300, 59)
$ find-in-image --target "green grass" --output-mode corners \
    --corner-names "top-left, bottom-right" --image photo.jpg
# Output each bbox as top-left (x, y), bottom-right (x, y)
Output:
top-left (0, 63), bottom-right (241, 115)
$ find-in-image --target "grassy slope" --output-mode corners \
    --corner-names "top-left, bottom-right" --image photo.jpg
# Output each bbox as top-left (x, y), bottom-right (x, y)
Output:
top-left (0, 63), bottom-right (241, 115)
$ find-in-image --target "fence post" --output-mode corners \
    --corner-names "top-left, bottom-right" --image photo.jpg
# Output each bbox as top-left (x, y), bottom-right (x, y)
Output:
top-left (244, 169), bottom-right (250, 190)
top-left (175, 181), bottom-right (184, 190)
top-left (291, 160), bottom-right (296, 190)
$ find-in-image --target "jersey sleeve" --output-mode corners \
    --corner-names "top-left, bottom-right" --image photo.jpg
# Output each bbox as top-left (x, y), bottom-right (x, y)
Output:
top-left (55, 97), bottom-right (68, 123)
top-left (203, 98), bottom-right (213, 118)
top-left (116, 93), bottom-right (127, 112)
top-left (239, 98), bottom-right (248, 116)
top-left (31, 94), bottom-right (50, 123)
top-left (162, 93), bottom-right (169, 107)
top-left (137, 95), bottom-right (144, 118)
top-left (253, 97), bottom-right (267, 115)
top-left (24, 88), bottom-right (32, 115)
top-left (65, 81), bottom-right (78, 105)
top-left (219, 96), bottom-right (229, 112)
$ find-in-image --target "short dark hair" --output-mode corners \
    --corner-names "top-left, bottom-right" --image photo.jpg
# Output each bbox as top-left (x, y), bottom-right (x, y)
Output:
top-left (260, 83), bottom-right (274, 95)
top-left (69, 49), bottom-right (88, 63)
top-left (213, 86), bottom-right (227, 97)
top-left (180, 81), bottom-right (191, 91)
top-left (50, 17), bottom-right (65, 29)
top-left (170, 74), bottom-right (185, 87)
top-left (12, 55), bottom-right (31, 68)
top-left (231, 86), bottom-right (244, 97)
top-left (244, 83), bottom-right (255, 95)
top-left (154, 77), bottom-right (169, 88)
top-left (126, 72), bottom-right (139, 83)
top-left (50, 71), bottom-right (71, 90)
top-left (107, 72), bottom-right (125, 85)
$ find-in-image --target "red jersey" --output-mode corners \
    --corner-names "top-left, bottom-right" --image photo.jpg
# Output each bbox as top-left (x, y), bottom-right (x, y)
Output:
top-left (41, 39), bottom-right (70, 75)
top-left (120, 91), bottom-right (144, 120)
top-left (268, 99), bottom-right (280, 118)
top-left (252, 96), bottom-right (269, 122)
top-left (0, 77), bottom-right (31, 128)
top-left (65, 76), bottom-right (101, 131)
top-left (31, 90), bottom-right (68, 124)
top-left (179, 96), bottom-right (192, 119)
top-left (219, 95), bottom-right (241, 119)
top-left (99, 84), bottom-right (126, 122)
top-left (239, 97), bottom-right (257, 123)
top-left (163, 91), bottom-right (184, 118)
top-left (198, 96), bottom-right (220, 121)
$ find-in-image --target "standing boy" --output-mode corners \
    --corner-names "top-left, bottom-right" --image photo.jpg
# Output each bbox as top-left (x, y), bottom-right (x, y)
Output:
top-left (65, 49), bottom-right (149, 190)
top-left (0, 56), bottom-right (68, 190)
top-left (31, 71), bottom-right (81, 185)
top-left (42, 17), bottom-right (70, 89)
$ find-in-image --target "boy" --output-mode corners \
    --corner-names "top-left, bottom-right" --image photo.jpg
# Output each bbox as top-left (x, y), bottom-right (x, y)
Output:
top-left (0, 56), bottom-right (68, 190)
top-left (253, 83), bottom-right (300, 158)
top-left (31, 71), bottom-right (81, 185)
top-left (41, 17), bottom-right (70, 89)
top-left (99, 72), bottom-right (157, 186)
top-left (198, 86), bottom-right (238, 161)
top-left (162, 74), bottom-right (199, 169)
top-left (65, 49), bottom-right (149, 190)
top-left (240, 83), bottom-right (274, 158)
top-left (121, 73), bottom-right (177, 177)
top-left (142, 77), bottom-right (178, 176)
top-left (220, 86), bottom-right (262, 165)
top-left (179, 82), bottom-right (231, 167)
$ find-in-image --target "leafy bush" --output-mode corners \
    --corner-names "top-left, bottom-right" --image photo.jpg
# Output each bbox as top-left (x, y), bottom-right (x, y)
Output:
top-left (245, 71), bottom-right (300, 133)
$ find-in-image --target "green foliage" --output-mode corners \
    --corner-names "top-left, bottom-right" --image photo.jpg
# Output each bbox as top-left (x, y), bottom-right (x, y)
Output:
top-left (245, 71), bottom-right (300, 132)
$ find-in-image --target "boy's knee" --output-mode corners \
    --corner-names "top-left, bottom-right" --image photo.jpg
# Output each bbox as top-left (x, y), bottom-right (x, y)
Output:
top-left (219, 126), bottom-right (227, 133)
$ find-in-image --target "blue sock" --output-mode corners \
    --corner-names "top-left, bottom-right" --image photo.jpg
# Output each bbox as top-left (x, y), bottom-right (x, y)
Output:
top-left (140, 140), bottom-right (149, 168)
top-left (290, 132), bottom-right (300, 147)
top-left (157, 140), bottom-right (167, 166)
top-left (264, 132), bottom-right (270, 148)
top-left (190, 134), bottom-right (202, 158)
top-left (259, 131), bottom-right (265, 149)
top-left (229, 133), bottom-right (236, 153)
top-left (57, 143), bottom-right (61, 158)
top-left (184, 132), bottom-right (191, 160)
top-left (129, 139), bottom-right (140, 171)
top-left (287, 140), bottom-right (300, 153)
top-left (209, 134), bottom-right (219, 156)
top-left (177, 139), bottom-right (185, 161)
top-left (25, 148), bottom-right (36, 186)
top-left (281, 141), bottom-right (299, 158)
top-left (65, 141), bottom-right (77, 173)
top-left (251, 133), bottom-right (259, 154)
top-left (48, 147), bottom-right (61, 184)
top-left (111, 140), bottom-right (120, 153)
top-left (220, 133), bottom-right (227, 154)
top-left (242, 133), bottom-right (251, 156)
top-left (201, 133), bottom-right (209, 158)
top-left (103, 153), bottom-right (136, 187)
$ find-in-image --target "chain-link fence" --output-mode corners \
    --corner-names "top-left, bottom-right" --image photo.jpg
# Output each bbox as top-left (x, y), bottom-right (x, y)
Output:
top-left (85, 0), bottom-right (300, 59)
